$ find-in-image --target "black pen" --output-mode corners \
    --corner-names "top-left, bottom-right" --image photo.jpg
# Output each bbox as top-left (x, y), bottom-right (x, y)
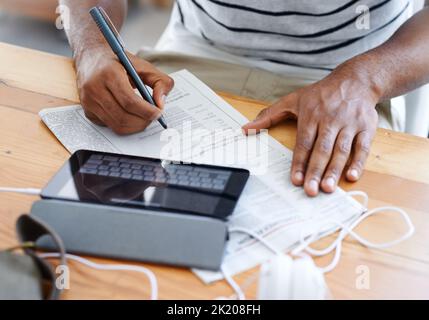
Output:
top-left (89, 6), bottom-right (167, 129)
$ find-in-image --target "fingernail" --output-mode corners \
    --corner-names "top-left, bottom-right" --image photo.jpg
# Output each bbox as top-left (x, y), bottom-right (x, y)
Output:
top-left (325, 177), bottom-right (335, 189)
top-left (161, 94), bottom-right (166, 106)
top-left (308, 179), bottom-right (318, 193)
top-left (294, 171), bottom-right (304, 183)
top-left (349, 169), bottom-right (359, 179)
top-left (244, 127), bottom-right (258, 136)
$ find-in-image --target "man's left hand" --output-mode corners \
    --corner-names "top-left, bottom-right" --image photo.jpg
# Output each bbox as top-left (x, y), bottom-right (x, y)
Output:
top-left (243, 64), bottom-right (380, 196)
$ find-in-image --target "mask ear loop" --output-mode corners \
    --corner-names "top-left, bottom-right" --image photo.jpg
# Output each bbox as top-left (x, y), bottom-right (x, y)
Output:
top-left (291, 191), bottom-right (369, 259)
top-left (223, 190), bottom-right (414, 298)
top-left (291, 191), bottom-right (415, 273)
top-left (223, 193), bottom-right (368, 299)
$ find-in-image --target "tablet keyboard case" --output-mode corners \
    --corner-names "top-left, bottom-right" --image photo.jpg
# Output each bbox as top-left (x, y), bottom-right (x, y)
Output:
top-left (30, 199), bottom-right (228, 270)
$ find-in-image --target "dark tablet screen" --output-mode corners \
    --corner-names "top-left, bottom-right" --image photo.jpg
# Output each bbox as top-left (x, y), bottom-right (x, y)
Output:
top-left (41, 150), bottom-right (249, 220)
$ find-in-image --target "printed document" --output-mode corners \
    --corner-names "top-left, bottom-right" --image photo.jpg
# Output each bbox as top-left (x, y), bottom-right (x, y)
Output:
top-left (39, 70), bottom-right (364, 283)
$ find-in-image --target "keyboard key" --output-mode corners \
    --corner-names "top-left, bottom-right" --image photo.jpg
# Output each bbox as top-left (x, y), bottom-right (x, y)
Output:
top-left (165, 167), bottom-right (176, 174)
top-left (132, 175), bottom-right (144, 180)
top-left (213, 184), bottom-right (224, 190)
top-left (132, 169), bottom-right (143, 175)
top-left (213, 179), bottom-right (226, 185)
top-left (83, 163), bottom-right (98, 169)
top-left (109, 167), bottom-right (120, 172)
top-left (109, 172), bottom-right (121, 178)
top-left (198, 172), bottom-right (210, 178)
top-left (190, 182), bottom-right (201, 187)
top-left (121, 168), bottom-right (132, 174)
top-left (120, 163), bottom-right (130, 168)
top-left (121, 173), bottom-right (132, 179)
top-left (107, 161), bottom-right (119, 167)
top-left (98, 170), bottom-right (110, 176)
top-left (86, 159), bottom-right (103, 165)
top-left (90, 154), bottom-right (103, 160)
top-left (80, 168), bottom-right (97, 174)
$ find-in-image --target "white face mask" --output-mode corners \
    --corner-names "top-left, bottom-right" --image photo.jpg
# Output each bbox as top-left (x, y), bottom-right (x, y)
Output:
top-left (221, 190), bottom-right (415, 300)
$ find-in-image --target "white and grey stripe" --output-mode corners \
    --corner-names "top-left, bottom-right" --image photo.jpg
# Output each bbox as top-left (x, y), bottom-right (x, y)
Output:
top-left (174, 0), bottom-right (412, 69)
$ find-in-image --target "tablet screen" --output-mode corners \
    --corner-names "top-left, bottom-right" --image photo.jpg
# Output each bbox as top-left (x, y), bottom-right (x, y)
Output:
top-left (41, 150), bottom-right (249, 220)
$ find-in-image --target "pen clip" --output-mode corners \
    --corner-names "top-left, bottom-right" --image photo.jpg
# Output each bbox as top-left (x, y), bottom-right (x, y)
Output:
top-left (98, 7), bottom-right (126, 49)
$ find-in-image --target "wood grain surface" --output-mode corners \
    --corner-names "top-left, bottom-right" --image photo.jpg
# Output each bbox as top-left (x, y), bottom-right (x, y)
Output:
top-left (1, 42), bottom-right (428, 299)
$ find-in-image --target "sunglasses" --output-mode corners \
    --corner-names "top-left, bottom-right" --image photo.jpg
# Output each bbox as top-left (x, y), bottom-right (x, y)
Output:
top-left (0, 215), bottom-right (67, 300)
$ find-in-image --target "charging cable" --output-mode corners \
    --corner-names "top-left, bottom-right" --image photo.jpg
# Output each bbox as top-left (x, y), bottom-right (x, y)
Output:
top-left (39, 252), bottom-right (158, 300)
top-left (0, 187), bottom-right (42, 195)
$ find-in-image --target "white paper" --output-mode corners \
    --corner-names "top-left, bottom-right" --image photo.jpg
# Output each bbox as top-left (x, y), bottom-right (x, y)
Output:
top-left (40, 69), bottom-right (364, 283)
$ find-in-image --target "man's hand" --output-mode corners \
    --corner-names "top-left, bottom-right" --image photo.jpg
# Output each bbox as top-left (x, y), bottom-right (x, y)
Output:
top-left (76, 48), bottom-right (174, 135)
top-left (243, 64), bottom-right (380, 197)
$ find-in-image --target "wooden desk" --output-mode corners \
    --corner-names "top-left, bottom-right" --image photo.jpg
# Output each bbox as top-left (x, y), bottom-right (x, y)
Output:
top-left (1, 42), bottom-right (429, 299)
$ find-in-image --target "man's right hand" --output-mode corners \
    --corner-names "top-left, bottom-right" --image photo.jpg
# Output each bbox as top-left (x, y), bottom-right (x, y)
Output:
top-left (76, 48), bottom-right (174, 135)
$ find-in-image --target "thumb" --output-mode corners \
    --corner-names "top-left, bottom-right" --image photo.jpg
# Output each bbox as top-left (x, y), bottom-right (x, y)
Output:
top-left (127, 52), bottom-right (175, 109)
top-left (242, 94), bottom-right (298, 135)
top-left (152, 76), bottom-right (175, 109)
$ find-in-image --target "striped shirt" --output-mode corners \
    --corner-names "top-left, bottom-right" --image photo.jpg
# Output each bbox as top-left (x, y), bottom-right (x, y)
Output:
top-left (171, 0), bottom-right (413, 70)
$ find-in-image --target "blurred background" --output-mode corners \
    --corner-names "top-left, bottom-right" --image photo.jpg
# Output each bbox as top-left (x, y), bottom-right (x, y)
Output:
top-left (0, 0), bottom-right (172, 56)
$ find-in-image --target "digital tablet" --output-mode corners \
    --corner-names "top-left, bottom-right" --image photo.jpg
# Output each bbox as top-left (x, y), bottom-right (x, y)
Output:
top-left (41, 150), bottom-right (250, 220)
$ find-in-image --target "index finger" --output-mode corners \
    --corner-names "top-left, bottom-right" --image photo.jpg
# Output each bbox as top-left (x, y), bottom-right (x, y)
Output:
top-left (106, 73), bottom-right (162, 121)
top-left (291, 119), bottom-right (318, 187)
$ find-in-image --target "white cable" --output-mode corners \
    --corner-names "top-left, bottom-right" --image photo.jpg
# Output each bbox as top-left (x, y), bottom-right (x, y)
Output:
top-left (0, 187), bottom-right (42, 195)
top-left (219, 226), bottom-right (282, 300)
top-left (291, 192), bottom-right (415, 273)
top-left (226, 190), bottom-right (414, 294)
top-left (228, 226), bottom-right (282, 255)
top-left (220, 264), bottom-right (245, 301)
top-left (39, 252), bottom-right (158, 300)
top-left (346, 190), bottom-right (369, 207)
